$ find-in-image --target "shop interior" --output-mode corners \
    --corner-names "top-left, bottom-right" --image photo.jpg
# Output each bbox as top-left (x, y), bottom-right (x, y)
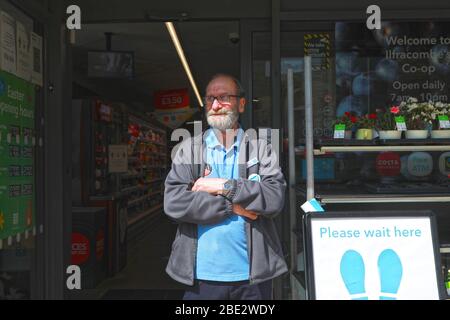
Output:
top-left (0, 0), bottom-right (449, 300)
top-left (69, 21), bottom-right (240, 299)
top-left (70, 20), bottom-right (450, 299)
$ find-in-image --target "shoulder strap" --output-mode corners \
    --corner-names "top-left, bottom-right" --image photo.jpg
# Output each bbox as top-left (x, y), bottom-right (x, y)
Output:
top-left (245, 128), bottom-right (272, 177)
top-left (192, 134), bottom-right (206, 179)
top-left (192, 136), bottom-right (200, 179)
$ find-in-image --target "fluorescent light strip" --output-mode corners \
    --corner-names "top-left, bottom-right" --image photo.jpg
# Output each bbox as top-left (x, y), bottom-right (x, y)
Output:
top-left (165, 22), bottom-right (204, 107)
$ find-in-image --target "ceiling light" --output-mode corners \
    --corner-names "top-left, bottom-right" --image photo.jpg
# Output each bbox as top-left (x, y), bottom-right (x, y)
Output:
top-left (165, 22), bottom-right (204, 107)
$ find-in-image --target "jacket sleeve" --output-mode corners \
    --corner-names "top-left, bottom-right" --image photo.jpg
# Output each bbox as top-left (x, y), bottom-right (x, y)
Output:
top-left (230, 140), bottom-right (286, 219)
top-left (164, 138), bottom-right (233, 225)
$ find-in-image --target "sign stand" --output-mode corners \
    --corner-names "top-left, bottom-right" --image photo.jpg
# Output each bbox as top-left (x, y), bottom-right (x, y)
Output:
top-left (303, 210), bottom-right (446, 300)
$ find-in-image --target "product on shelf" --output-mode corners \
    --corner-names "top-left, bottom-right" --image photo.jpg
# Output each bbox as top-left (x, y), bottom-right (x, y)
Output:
top-left (120, 115), bottom-right (167, 226)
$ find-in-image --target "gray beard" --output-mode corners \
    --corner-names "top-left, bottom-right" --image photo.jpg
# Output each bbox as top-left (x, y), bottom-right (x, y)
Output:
top-left (206, 110), bottom-right (239, 131)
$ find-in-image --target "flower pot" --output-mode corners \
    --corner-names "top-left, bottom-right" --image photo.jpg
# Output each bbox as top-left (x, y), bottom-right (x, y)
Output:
top-left (344, 130), bottom-right (353, 139)
top-left (378, 130), bottom-right (402, 140)
top-left (355, 128), bottom-right (373, 140)
top-left (431, 130), bottom-right (450, 139)
top-left (405, 130), bottom-right (428, 139)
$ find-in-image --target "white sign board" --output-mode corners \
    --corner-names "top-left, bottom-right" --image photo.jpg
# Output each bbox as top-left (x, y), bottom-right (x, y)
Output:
top-left (306, 212), bottom-right (443, 300)
top-left (108, 145), bottom-right (128, 173)
top-left (15, 21), bottom-right (31, 81)
top-left (31, 32), bottom-right (43, 86)
top-left (0, 11), bottom-right (16, 74)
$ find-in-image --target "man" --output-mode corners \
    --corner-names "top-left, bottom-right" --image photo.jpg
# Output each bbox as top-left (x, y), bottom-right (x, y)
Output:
top-left (164, 74), bottom-right (287, 300)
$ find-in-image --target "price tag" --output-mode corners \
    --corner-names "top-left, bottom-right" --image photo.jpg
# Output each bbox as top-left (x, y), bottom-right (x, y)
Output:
top-left (334, 124), bottom-right (346, 139)
top-left (395, 116), bottom-right (407, 131)
top-left (438, 115), bottom-right (450, 129)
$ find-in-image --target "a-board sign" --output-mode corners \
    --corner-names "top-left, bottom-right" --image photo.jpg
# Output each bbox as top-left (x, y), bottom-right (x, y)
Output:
top-left (304, 211), bottom-right (445, 300)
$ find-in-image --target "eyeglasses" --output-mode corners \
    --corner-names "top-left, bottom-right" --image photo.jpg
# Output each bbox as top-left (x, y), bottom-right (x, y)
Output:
top-left (203, 95), bottom-right (241, 105)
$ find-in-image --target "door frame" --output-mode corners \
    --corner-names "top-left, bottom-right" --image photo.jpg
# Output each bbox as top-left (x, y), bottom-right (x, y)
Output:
top-left (9, 0), bottom-right (72, 299)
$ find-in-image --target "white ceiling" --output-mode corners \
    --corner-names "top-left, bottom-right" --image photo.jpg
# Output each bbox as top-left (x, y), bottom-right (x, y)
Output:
top-left (73, 21), bottom-right (240, 110)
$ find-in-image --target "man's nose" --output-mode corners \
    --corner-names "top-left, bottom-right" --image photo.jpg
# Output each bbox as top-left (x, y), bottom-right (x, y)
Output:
top-left (211, 99), bottom-right (222, 111)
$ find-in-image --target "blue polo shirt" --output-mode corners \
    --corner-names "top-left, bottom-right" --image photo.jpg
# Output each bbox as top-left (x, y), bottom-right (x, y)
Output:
top-left (195, 128), bottom-right (249, 282)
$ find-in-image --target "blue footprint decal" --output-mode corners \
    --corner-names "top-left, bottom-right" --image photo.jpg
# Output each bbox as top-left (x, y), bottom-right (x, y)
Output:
top-left (340, 250), bottom-right (368, 300)
top-left (378, 249), bottom-right (403, 300)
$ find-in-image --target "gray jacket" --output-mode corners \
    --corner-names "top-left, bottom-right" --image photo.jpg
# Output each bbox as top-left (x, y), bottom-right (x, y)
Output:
top-left (164, 131), bottom-right (288, 286)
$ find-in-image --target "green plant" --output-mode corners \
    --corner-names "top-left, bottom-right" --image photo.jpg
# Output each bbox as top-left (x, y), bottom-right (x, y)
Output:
top-left (376, 106), bottom-right (401, 131)
top-left (334, 112), bottom-right (358, 130)
top-left (399, 97), bottom-right (433, 130)
top-left (357, 113), bottom-right (377, 129)
top-left (431, 101), bottom-right (450, 130)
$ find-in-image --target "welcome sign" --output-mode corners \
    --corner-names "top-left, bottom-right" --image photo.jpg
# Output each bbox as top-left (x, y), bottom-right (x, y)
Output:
top-left (305, 211), bottom-right (445, 300)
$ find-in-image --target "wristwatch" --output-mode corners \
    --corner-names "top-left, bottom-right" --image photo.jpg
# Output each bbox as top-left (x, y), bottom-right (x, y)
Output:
top-left (222, 179), bottom-right (236, 200)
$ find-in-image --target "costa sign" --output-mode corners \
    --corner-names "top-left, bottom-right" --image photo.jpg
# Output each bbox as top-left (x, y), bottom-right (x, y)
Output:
top-left (376, 152), bottom-right (401, 176)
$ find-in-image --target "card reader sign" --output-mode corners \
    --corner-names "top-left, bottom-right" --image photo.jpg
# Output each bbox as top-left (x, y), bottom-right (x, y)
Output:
top-left (9, 185), bottom-right (21, 197)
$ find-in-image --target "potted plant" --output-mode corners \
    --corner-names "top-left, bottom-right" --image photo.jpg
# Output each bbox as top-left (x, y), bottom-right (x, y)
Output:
top-left (334, 111), bottom-right (358, 139)
top-left (430, 101), bottom-right (450, 139)
top-left (376, 106), bottom-right (403, 140)
top-left (355, 113), bottom-right (377, 140)
top-left (400, 98), bottom-right (432, 139)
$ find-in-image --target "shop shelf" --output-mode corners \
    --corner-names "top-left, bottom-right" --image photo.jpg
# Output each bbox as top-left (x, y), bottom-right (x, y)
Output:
top-left (311, 139), bottom-right (378, 146)
top-left (121, 185), bottom-right (140, 193)
top-left (127, 204), bottom-right (163, 226)
top-left (127, 191), bottom-right (163, 207)
top-left (318, 194), bottom-right (450, 204)
top-left (144, 140), bottom-right (166, 147)
top-left (148, 190), bottom-right (161, 197)
top-left (315, 145), bottom-right (450, 154)
top-left (380, 139), bottom-right (450, 145)
top-left (141, 165), bottom-right (167, 169)
top-left (296, 185), bottom-right (450, 204)
top-left (296, 139), bottom-right (450, 155)
top-left (120, 172), bottom-right (145, 179)
top-left (127, 194), bottom-right (150, 207)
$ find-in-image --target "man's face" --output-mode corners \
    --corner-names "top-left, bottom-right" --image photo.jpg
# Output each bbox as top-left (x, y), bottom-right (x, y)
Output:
top-left (205, 77), bottom-right (245, 131)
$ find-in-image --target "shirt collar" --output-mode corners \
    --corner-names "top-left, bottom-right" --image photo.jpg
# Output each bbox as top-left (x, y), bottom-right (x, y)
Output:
top-left (205, 127), bottom-right (244, 153)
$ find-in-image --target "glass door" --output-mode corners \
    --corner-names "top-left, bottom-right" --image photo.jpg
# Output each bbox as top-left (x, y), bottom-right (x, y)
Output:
top-left (249, 21), bottom-right (335, 299)
top-left (280, 19), bottom-right (450, 300)
top-left (280, 24), bottom-right (336, 299)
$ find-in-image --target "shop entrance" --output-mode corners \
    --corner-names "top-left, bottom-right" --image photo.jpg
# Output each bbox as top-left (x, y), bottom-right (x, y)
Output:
top-left (69, 21), bottom-right (240, 299)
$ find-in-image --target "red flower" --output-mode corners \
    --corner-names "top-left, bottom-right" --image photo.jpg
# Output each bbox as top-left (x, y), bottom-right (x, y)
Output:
top-left (390, 106), bottom-right (400, 114)
top-left (344, 112), bottom-right (351, 117)
top-left (369, 113), bottom-right (377, 119)
top-left (350, 116), bottom-right (358, 123)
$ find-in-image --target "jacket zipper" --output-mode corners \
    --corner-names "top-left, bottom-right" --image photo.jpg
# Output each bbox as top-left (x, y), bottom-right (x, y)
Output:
top-left (192, 226), bottom-right (198, 286)
top-left (247, 221), bottom-right (253, 284)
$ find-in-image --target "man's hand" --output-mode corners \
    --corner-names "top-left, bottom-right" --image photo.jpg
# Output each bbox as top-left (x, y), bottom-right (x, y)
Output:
top-left (191, 178), bottom-right (227, 195)
top-left (233, 204), bottom-right (258, 221)
top-left (192, 178), bottom-right (258, 220)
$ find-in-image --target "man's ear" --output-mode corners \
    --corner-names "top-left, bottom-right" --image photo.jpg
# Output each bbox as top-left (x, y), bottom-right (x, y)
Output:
top-left (238, 97), bottom-right (246, 113)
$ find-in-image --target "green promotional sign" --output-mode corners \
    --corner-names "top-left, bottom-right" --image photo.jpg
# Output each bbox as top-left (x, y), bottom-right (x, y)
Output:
top-left (0, 70), bottom-right (35, 240)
